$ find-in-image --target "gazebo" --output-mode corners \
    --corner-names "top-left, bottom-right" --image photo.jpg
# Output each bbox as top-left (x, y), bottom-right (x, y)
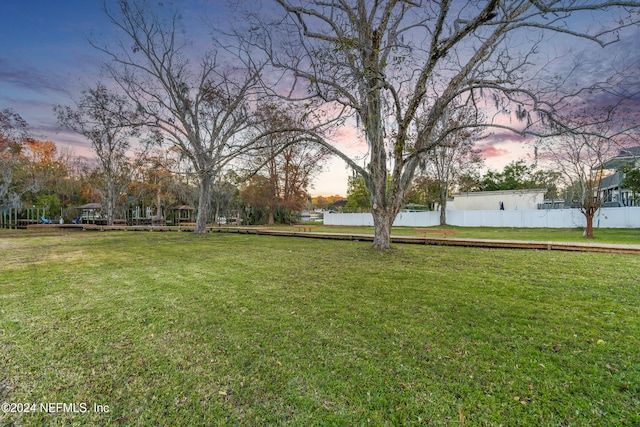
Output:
top-left (169, 205), bottom-right (195, 225)
top-left (74, 203), bottom-right (104, 224)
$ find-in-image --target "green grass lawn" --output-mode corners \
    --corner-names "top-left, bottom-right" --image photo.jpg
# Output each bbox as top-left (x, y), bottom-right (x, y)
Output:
top-left (1, 231), bottom-right (639, 426)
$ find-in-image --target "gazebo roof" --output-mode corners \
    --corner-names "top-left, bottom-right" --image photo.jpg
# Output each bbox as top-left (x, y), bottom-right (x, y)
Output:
top-left (76, 203), bottom-right (102, 210)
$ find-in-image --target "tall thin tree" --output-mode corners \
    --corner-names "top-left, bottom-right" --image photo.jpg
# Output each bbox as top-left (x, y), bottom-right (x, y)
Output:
top-left (55, 85), bottom-right (135, 225)
top-left (419, 105), bottom-right (484, 225)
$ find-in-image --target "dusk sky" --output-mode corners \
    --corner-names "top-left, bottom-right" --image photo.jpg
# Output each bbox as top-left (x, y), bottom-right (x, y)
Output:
top-left (1, 1), bottom-right (638, 196)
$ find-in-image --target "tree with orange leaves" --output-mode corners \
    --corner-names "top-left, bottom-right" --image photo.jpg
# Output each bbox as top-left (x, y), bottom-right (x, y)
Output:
top-left (241, 103), bottom-right (331, 224)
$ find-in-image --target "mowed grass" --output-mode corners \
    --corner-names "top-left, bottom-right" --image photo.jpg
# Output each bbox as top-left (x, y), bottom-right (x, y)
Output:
top-left (1, 231), bottom-right (639, 426)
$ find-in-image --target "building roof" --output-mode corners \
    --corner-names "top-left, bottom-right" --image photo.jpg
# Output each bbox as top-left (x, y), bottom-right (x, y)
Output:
top-left (453, 188), bottom-right (548, 197)
top-left (602, 146), bottom-right (640, 170)
top-left (600, 171), bottom-right (624, 189)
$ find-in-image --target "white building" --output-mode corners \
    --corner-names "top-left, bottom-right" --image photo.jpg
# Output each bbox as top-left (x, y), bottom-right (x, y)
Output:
top-left (599, 146), bottom-right (640, 207)
top-left (449, 189), bottom-right (547, 211)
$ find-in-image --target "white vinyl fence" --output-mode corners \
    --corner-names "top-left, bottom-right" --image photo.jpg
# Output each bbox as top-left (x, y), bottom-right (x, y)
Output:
top-left (323, 207), bottom-right (640, 229)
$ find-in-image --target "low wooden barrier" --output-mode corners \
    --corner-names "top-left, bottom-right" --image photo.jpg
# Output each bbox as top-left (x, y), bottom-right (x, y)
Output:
top-left (414, 228), bottom-right (459, 238)
top-left (16, 224), bottom-right (640, 254)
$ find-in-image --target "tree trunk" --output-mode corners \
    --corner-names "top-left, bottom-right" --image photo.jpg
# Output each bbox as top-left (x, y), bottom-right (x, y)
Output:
top-left (438, 180), bottom-right (448, 226)
top-left (268, 208), bottom-right (275, 226)
top-left (584, 211), bottom-right (594, 238)
top-left (439, 202), bottom-right (447, 226)
top-left (372, 206), bottom-right (393, 250)
top-left (439, 186), bottom-right (448, 226)
top-left (156, 184), bottom-right (162, 220)
top-left (106, 177), bottom-right (115, 226)
top-left (194, 173), bottom-right (212, 234)
top-left (368, 161), bottom-right (404, 250)
top-left (370, 178), bottom-right (396, 250)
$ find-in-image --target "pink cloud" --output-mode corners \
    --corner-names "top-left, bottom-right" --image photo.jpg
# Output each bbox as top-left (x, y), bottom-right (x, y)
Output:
top-left (480, 145), bottom-right (509, 158)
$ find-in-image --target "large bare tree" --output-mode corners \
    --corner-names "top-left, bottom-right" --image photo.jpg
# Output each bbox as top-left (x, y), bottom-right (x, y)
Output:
top-left (94, 0), bottom-right (267, 233)
top-left (247, 0), bottom-right (640, 249)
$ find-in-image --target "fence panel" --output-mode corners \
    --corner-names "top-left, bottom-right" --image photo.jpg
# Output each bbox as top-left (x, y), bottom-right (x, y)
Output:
top-left (393, 211), bottom-right (440, 227)
top-left (323, 207), bottom-right (640, 228)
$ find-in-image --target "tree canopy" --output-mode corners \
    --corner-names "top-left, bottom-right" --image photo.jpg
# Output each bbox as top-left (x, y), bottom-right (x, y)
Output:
top-left (479, 160), bottom-right (559, 197)
top-left (246, 0), bottom-right (640, 249)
